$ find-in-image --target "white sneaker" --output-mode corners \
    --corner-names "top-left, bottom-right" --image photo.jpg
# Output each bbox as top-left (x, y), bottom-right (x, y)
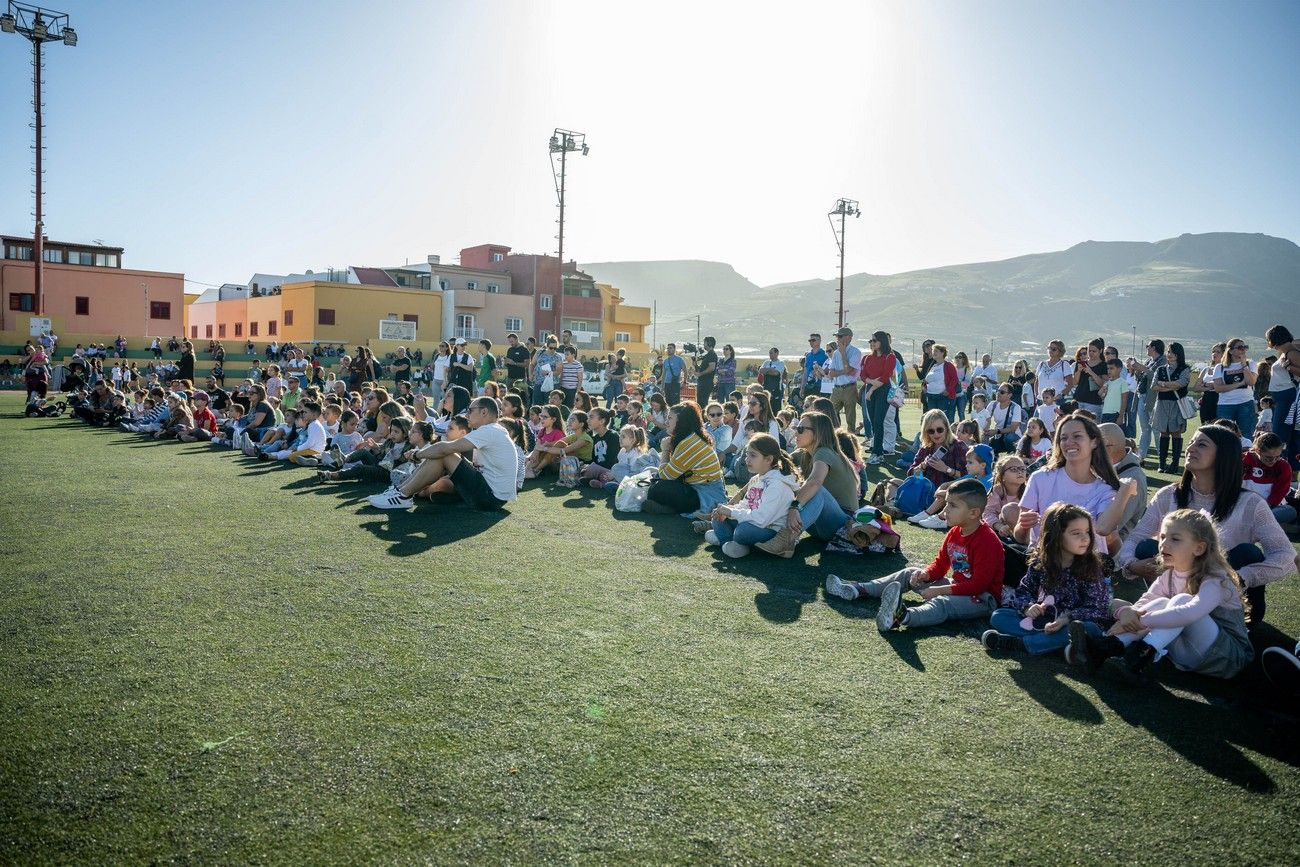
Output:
top-left (721, 541), bottom-right (750, 558)
top-left (704, 530), bottom-right (720, 545)
top-left (907, 511), bottom-right (929, 524)
top-left (918, 513), bottom-right (949, 530)
top-left (825, 574), bottom-right (858, 601)
top-left (368, 491), bottom-right (415, 510)
top-left (867, 455), bottom-right (882, 465)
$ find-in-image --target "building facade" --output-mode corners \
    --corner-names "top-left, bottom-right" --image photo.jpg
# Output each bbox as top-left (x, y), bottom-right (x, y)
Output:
top-left (597, 283), bottom-right (651, 353)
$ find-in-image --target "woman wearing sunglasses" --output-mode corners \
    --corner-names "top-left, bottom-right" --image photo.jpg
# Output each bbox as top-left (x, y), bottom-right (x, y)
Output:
top-left (879, 409), bottom-right (969, 506)
top-left (755, 411), bottom-right (858, 557)
top-left (1210, 337), bottom-right (1258, 435)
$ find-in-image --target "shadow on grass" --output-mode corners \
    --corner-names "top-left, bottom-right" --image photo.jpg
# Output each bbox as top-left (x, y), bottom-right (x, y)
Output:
top-left (1010, 659), bottom-right (1300, 793)
top-left (357, 507), bottom-right (508, 556)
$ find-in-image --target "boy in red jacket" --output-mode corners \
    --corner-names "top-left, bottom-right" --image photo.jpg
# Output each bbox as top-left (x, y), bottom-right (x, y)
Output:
top-left (826, 478), bottom-right (1005, 631)
top-left (1243, 432), bottom-right (1297, 525)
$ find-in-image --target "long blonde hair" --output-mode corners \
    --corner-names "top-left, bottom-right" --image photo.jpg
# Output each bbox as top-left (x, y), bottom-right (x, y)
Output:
top-left (919, 409), bottom-right (955, 448)
top-left (1161, 509), bottom-right (1244, 598)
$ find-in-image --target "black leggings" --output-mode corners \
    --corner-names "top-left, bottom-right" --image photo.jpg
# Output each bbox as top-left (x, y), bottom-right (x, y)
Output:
top-left (646, 478), bottom-right (700, 513)
top-left (338, 464), bottom-right (390, 482)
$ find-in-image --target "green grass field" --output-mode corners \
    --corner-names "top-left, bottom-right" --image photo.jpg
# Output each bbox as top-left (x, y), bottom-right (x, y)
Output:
top-left (3, 393), bottom-right (1299, 864)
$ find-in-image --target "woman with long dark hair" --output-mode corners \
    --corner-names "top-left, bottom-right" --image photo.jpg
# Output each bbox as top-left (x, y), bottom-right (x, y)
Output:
top-left (1148, 342), bottom-right (1192, 473)
top-left (643, 401), bottom-right (726, 517)
top-left (755, 410), bottom-right (857, 556)
top-left (859, 331), bottom-right (897, 464)
top-left (1118, 424), bottom-right (1295, 627)
top-left (717, 344), bottom-right (738, 400)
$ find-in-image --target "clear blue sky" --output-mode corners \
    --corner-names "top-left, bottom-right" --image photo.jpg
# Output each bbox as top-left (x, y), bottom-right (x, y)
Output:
top-left (1, 0), bottom-right (1297, 291)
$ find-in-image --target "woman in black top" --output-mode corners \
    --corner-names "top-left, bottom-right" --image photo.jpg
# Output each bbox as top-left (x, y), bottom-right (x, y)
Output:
top-left (1150, 342), bottom-right (1192, 473)
top-left (1194, 343), bottom-right (1225, 424)
top-left (1073, 338), bottom-right (1108, 416)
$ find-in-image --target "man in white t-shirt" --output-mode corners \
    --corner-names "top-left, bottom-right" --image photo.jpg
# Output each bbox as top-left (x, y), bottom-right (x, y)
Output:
top-left (972, 354), bottom-right (998, 390)
top-left (369, 397), bottom-right (518, 511)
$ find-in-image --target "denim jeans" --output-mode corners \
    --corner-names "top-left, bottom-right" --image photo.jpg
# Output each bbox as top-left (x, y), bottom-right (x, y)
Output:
top-left (865, 387), bottom-right (890, 457)
top-left (1272, 503), bottom-right (1297, 525)
top-left (711, 519), bottom-right (778, 546)
top-left (989, 607), bottom-right (1102, 655)
top-left (1136, 391), bottom-right (1155, 459)
top-left (927, 393), bottom-right (956, 422)
top-left (799, 487), bottom-right (851, 541)
top-left (1215, 400), bottom-right (1257, 438)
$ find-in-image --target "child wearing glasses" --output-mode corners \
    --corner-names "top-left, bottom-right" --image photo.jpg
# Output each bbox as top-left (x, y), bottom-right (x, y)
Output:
top-left (984, 455), bottom-right (1028, 539)
top-left (703, 402), bottom-right (734, 467)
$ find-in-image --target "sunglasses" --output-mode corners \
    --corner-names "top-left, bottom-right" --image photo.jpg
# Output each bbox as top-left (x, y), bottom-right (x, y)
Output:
top-left (925, 426), bottom-right (947, 434)
top-left (707, 412), bottom-right (722, 418)
top-left (808, 338), bottom-right (820, 343)
top-left (1006, 465), bottom-right (1027, 473)
top-left (1231, 344), bottom-right (1248, 351)
top-left (794, 425), bottom-right (810, 434)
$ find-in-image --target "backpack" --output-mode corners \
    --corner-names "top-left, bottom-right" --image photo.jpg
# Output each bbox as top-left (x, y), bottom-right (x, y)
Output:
top-left (557, 455), bottom-right (580, 488)
top-left (893, 475), bottom-right (936, 517)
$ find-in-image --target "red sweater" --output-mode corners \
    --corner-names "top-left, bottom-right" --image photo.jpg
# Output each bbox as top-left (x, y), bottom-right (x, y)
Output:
top-left (1242, 450), bottom-right (1292, 507)
top-left (924, 521), bottom-right (1005, 602)
top-left (192, 407), bottom-right (218, 434)
top-left (859, 352), bottom-right (896, 385)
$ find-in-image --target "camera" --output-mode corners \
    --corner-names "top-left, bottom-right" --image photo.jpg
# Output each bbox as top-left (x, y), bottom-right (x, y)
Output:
top-left (681, 342), bottom-right (699, 355)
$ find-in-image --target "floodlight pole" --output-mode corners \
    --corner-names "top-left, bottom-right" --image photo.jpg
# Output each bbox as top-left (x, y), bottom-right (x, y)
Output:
top-left (550, 128), bottom-right (588, 339)
top-left (3, 2), bottom-right (77, 317)
top-left (828, 198), bottom-right (861, 329)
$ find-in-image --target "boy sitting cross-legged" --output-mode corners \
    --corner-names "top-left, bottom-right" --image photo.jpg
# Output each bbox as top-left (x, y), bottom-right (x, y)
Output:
top-left (826, 478), bottom-right (1005, 632)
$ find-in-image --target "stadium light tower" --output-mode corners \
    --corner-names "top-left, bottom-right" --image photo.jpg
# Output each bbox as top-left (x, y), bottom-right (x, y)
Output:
top-left (828, 198), bottom-right (861, 329)
top-left (2, 1), bottom-right (77, 317)
top-left (550, 128), bottom-right (588, 335)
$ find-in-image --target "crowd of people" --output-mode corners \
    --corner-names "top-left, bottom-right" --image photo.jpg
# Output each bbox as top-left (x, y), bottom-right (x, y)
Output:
top-left (27, 321), bottom-right (1300, 693)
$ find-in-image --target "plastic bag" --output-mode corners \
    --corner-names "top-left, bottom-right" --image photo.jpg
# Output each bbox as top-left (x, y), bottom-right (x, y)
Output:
top-left (615, 467), bottom-right (658, 512)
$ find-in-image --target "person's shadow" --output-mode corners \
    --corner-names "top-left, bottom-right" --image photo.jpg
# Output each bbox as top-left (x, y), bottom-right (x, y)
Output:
top-left (358, 507), bottom-right (508, 556)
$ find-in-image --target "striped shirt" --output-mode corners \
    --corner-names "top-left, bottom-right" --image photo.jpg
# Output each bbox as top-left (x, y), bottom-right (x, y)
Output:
top-left (561, 360), bottom-right (585, 390)
top-left (659, 432), bottom-right (724, 484)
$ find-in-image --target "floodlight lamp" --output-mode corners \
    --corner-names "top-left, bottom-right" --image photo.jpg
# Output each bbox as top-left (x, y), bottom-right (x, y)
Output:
top-left (581, 144), bottom-right (589, 156)
top-left (32, 16), bottom-right (46, 39)
top-left (0, 13), bottom-right (16, 33)
top-left (62, 26), bottom-right (76, 45)
top-left (549, 134), bottom-right (559, 148)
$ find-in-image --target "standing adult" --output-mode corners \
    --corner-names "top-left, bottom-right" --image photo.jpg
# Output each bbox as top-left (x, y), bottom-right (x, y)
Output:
top-left (716, 344), bottom-right (737, 401)
top-left (972, 352), bottom-right (998, 397)
top-left (912, 339), bottom-right (937, 413)
top-left (1194, 343), bottom-right (1226, 425)
top-left (604, 349), bottom-right (628, 408)
top-left (823, 326), bottom-right (863, 433)
top-left (1034, 340), bottom-right (1075, 406)
top-left (504, 333), bottom-right (531, 390)
top-left (952, 351), bottom-right (974, 420)
top-left (799, 334), bottom-right (828, 407)
top-left (1265, 325), bottom-right (1296, 443)
top-left (859, 331), bottom-right (897, 465)
top-left (1072, 338), bottom-right (1108, 417)
top-left (922, 343), bottom-right (960, 421)
top-left (1117, 424), bottom-right (1295, 627)
top-left (695, 336), bottom-right (718, 404)
top-left (530, 336), bottom-right (563, 408)
top-left (177, 341), bottom-right (196, 384)
top-left (431, 342), bottom-right (451, 405)
top-left (758, 348), bottom-right (786, 404)
top-left (476, 339), bottom-right (497, 396)
top-left (448, 339), bottom-right (476, 394)
top-left (1211, 336), bottom-right (1257, 435)
top-left (391, 346), bottom-right (412, 389)
top-left (1132, 339), bottom-right (1165, 467)
top-left (661, 344), bottom-right (686, 406)
top-left (1149, 342), bottom-right (1192, 474)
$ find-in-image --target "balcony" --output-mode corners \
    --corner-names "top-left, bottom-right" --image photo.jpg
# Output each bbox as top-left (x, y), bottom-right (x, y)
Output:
top-left (454, 326), bottom-right (484, 340)
top-left (570, 329), bottom-right (602, 345)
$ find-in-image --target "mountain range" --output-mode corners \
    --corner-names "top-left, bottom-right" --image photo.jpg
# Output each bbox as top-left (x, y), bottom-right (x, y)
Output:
top-left (583, 232), bottom-right (1300, 360)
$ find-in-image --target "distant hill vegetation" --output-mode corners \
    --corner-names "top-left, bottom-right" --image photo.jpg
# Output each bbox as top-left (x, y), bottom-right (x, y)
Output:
top-left (584, 232), bottom-right (1300, 359)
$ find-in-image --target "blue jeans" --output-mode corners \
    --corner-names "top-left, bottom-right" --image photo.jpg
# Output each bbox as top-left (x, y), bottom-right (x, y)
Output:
top-left (928, 393), bottom-right (955, 422)
top-left (799, 487), bottom-right (851, 541)
top-left (989, 608), bottom-right (1102, 655)
top-left (1273, 503), bottom-right (1297, 525)
top-left (711, 519), bottom-right (778, 546)
top-left (865, 387), bottom-right (890, 457)
top-left (1216, 400), bottom-right (1257, 438)
top-left (1137, 391), bottom-right (1154, 459)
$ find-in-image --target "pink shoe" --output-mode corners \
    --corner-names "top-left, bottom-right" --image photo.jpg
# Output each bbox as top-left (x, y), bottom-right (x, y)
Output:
top-left (589, 478), bottom-right (607, 490)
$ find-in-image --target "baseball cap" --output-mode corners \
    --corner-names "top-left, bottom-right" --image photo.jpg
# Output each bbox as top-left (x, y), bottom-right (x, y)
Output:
top-left (834, 326), bottom-right (853, 337)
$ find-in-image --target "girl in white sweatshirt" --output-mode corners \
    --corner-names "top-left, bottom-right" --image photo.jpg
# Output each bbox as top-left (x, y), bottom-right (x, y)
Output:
top-left (704, 434), bottom-right (801, 559)
top-left (1068, 508), bottom-right (1252, 682)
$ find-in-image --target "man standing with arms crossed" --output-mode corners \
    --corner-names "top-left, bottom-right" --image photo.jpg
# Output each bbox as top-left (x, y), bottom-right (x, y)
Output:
top-left (661, 343), bottom-right (686, 407)
top-left (822, 326), bottom-right (863, 433)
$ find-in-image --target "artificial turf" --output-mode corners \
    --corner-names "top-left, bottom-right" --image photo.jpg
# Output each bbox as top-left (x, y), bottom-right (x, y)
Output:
top-left (2, 393), bottom-right (1299, 864)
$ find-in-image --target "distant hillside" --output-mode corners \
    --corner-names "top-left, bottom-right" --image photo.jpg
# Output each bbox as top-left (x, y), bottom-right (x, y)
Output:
top-left (584, 233), bottom-right (1300, 359)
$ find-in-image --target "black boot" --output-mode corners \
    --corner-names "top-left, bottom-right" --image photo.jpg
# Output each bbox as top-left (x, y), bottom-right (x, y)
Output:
top-left (1168, 437), bottom-right (1183, 474)
top-left (1157, 437), bottom-right (1169, 473)
top-left (1070, 622), bottom-right (1124, 674)
top-left (1107, 640), bottom-right (1157, 684)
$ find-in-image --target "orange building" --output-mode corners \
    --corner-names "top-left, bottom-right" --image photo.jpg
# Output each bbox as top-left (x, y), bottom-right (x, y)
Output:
top-left (1, 235), bottom-right (184, 344)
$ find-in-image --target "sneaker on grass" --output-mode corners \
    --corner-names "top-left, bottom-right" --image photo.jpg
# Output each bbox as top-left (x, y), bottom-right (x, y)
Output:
top-left (981, 629), bottom-right (1023, 655)
top-left (825, 574), bottom-right (859, 601)
top-left (876, 580), bottom-right (906, 632)
top-left (1262, 646), bottom-right (1300, 693)
top-left (368, 490), bottom-right (415, 510)
top-left (721, 541), bottom-right (750, 558)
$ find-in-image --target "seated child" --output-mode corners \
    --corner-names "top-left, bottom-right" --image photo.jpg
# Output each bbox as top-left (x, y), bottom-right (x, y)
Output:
top-left (498, 417), bottom-right (530, 492)
top-left (956, 419), bottom-right (982, 446)
top-left (525, 406), bottom-right (568, 478)
top-left (729, 418), bottom-right (768, 485)
top-left (702, 434), bottom-right (800, 558)
top-left (319, 417), bottom-right (414, 483)
top-left (265, 400), bottom-right (327, 464)
top-left (580, 408), bottom-right (623, 486)
top-left (1017, 417), bottom-right (1053, 465)
top-left (703, 402), bottom-right (734, 466)
top-left (606, 425), bottom-right (660, 487)
top-left (983, 454), bottom-right (1027, 539)
top-left (251, 408), bottom-right (297, 456)
top-left (210, 402), bottom-right (244, 446)
top-left (908, 443), bottom-right (994, 530)
top-left (981, 503), bottom-right (1112, 656)
top-left (826, 478), bottom-right (1004, 633)
top-left (1068, 508), bottom-right (1252, 683)
top-left (179, 391), bottom-right (219, 442)
top-left (613, 394), bottom-right (630, 429)
top-left (1242, 432), bottom-right (1295, 525)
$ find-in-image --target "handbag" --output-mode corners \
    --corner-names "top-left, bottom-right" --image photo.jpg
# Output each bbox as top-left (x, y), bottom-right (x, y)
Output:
top-left (1177, 395), bottom-right (1198, 420)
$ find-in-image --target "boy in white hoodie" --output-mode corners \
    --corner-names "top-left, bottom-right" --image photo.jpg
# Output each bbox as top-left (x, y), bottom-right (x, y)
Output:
top-left (704, 433), bottom-right (801, 558)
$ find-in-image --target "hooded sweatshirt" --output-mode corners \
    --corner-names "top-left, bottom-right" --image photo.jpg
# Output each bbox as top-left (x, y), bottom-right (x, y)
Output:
top-left (729, 468), bottom-right (802, 530)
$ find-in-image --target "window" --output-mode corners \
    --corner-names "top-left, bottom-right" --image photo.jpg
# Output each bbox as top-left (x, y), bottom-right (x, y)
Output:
top-left (74, 296), bottom-right (89, 315)
top-left (438, 279), bottom-right (450, 291)
top-left (250, 322), bottom-right (259, 336)
top-left (486, 283), bottom-right (501, 293)
top-left (540, 294), bottom-right (552, 310)
top-left (491, 252), bottom-right (504, 262)
top-left (467, 281), bottom-right (478, 290)
top-left (191, 326), bottom-right (199, 339)
top-left (615, 331), bottom-right (631, 343)
top-left (283, 310), bottom-right (294, 326)
top-left (150, 301), bottom-right (171, 320)
top-left (205, 325), bottom-right (213, 338)
top-left (403, 314), bottom-right (419, 324)
top-left (318, 308), bottom-right (335, 326)
top-left (9, 292), bottom-right (35, 311)
top-left (504, 316), bottom-right (523, 332)
top-left (456, 313), bottom-right (476, 329)
top-left (44, 248), bottom-right (64, 264)
top-left (94, 252), bottom-right (119, 268)
top-left (268, 320), bottom-right (278, 336)
top-left (67, 250), bottom-right (93, 265)
top-left (6, 244), bottom-right (33, 260)
top-left (218, 324), bottom-right (226, 338)
top-left (234, 323), bottom-right (243, 337)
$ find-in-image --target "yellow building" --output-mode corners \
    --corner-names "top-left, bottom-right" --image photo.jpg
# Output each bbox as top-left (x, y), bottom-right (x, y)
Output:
top-left (184, 280), bottom-right (444, 354)
top-left (597, 283), bottom-right (650, 353)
